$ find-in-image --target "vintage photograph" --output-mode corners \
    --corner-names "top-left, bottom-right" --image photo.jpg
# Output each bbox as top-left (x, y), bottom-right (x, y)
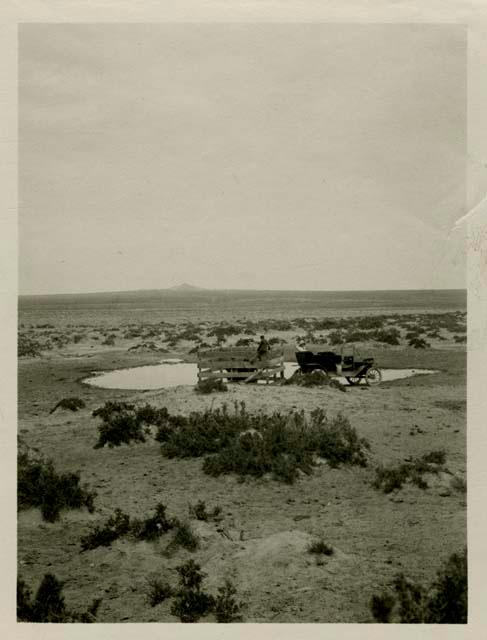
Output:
top-left (17, 23), bottom-right (467, 623)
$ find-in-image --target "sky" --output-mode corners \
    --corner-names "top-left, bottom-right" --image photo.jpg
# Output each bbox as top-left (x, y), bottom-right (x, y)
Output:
top-left (19, 23), bottom-right (467, 294)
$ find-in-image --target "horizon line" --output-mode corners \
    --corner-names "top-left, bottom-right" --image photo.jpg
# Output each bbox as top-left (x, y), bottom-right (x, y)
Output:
top-left (18, 285), bottom-right (467, 298)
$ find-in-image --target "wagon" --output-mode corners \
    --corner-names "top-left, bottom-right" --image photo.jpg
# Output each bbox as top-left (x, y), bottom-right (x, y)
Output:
top-left (295, 345), bottom-right (382, 386)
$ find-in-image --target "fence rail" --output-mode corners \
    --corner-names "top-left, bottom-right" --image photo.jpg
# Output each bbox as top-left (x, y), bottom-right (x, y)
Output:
top-left (197, 347), bottom-right (284, 384)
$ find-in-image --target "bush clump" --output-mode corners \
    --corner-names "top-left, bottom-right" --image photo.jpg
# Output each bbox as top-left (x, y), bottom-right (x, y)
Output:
top-left (80, 503), bottom-right (199, 553)
top-left (214, 580), bottom-right (243, 622)
top-left (307, 538), bottom-right (334, 556)
top-left (145, 577), bottom-right (174, 607)
top-left (372, 328), bottom-right (400, 345)
top-left (188, 500), bottom-right (222, 522)
top-left (370, 548), bottom-right (467, 623)
top-left (408, 337), bottom-right (430, 349)
top-left (18, 450), bottom-right (96, 522)
top-left (18, 335), bottom-right (43, 357)
top-left (93, 402), bottom-right (170, 448)
top-left (49, 397), bottom-right (86, 414)
top-left (94, 412), bottom-right (149, 448)
top-left (158, 403), bottom-right (369, 483)
top-left (169, 561), bottom-right (243, 623)
top-left (92, 401), bottom-right (135, 421)
top-left (285, 369), bottom-right (329, 387)
top-left (171, 521), bottom-right (200, 552)
top-left (17, 574), bottom-right (101, 622)
top-left (170, 560), bottom-right (216, 623)
top-left (80, 508), bottom-right (132, 551)
top-left (373, 450), bottom-right (447, 493)
top-left (80, 503), bottom-right (176, 551)
top-left (195, 378), bottom-right (228, 394)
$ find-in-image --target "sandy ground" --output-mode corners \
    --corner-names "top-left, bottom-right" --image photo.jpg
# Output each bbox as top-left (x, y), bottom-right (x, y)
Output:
top-left (17, 335), bottom-right (466, 622)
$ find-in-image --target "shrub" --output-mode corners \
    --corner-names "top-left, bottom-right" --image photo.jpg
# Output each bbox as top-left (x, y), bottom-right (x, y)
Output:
top-left (372, 328), bottom-right (400, 345)
top-left (92, 401), bottom-right (135, 421)
top-left (170, 561), bottom-right (215, 623)
top-left (135, 404), bottom-right (170, 426)
top-left (18, 335), bottom-right (42, 357)
top-left (145, 577), bottom-right (174, 607)
top-left (172, 521), bottom-right (199, 551)
top-left (373, 450), bottom-right (447, 494)
top-left (195, 378), bottom-right (228, 394)
top-left (80, 508), bottom-right (131, 551)
top-left (93, 402), bottom-right (172, 448)
top-left (214, 580), bottom-right (242, 623)
top-left (80, 503), bottom-right (176, 551)
top-left (370, 592), bottom-right (395, 623)
top-left (356, 316), bottom-right (384, 330)
top-left (94, 412), bottom-right (149, 448)
top-left (18, 451), bottom-right (96, 522)
top-left (408, 337), bottom-right (430, 349)
top-left (235, 338), bottom-right (255, 347)
top-left (188, 500), bottom-right (222, 522)
top-left (131, 503), bottom-right (177, 541)
top-left (370, 548), bottom-right (467, 623)
top-left (17, 574), bottom-right (101, 622)
top-left (284, 369), bottom-right (330, 387)
top-left (165, 405), bottom-right (370, 482)
top-left (307, 538), bottom-right (334, 556)
top-left (451, 475), bottom-right (467, 494)
top-left (426, 548), bottom-right (468, 623)
top-left (49, 397), bottom-right (86, 414)
top-left (328, 331), bottom-right (344, 345)
top-left (454, 334), bottom-right (467, 343)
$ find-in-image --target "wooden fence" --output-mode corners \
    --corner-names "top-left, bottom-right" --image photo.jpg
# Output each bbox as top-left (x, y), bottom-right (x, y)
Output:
top-left (197, 347), bottom-right (285, 384)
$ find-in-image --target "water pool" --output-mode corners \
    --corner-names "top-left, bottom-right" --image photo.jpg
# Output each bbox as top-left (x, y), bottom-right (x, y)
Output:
top-left (83, 362), bottom-right (438, 390)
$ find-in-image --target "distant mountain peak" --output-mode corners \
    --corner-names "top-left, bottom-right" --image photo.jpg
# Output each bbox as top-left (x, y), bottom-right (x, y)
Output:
top-left (169, 282), bottom-right (205, 291)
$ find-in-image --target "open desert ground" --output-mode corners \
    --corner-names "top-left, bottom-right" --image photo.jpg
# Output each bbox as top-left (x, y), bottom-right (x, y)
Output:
top-left (17, 306), bottom-right (466, 622)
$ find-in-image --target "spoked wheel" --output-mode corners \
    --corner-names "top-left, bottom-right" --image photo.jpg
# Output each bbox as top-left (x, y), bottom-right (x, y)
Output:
top-left (365, 367), bottom-right (382, 386)
top-left (346, 377), bottom-right (362, 386)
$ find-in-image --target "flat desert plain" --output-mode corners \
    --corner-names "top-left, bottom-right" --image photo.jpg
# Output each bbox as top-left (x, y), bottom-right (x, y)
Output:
top-left (17, 311), bottom-right (466, 622)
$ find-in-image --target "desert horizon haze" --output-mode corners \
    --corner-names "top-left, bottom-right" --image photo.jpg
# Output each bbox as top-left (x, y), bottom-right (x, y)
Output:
top-left (19, 23), bottom-right (466, 295)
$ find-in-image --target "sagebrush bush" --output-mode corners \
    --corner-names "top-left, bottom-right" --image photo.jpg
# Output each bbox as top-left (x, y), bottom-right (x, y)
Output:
top-left (370, 548), bottom-right (467, 623)
top-left (18, 335), bottom-right (43, 357)
top-left (17, 574), bottom-right (101, 622)
top-left (93, 402), bottom-right (170, 448)
top-left (195, 378), bottom-right (228, 394)
top-left (188, 500), bottom-right (222, 522)
top-left (145, 577), bottom-right (174, 607)
top-left (284, 370), bottom-right (330, 387)
top-left (80, 503), bottom-right (176, 551)
top-left (172, 521), bottom-right (200, 552)
top-left (49, 397), bottom-right (86, 414)
top-left (214, 580), bottom-right (242, 622)
top-left (170, 560), bottom-right (215, 623)
top-left (92, 401), bottom-right (135, 421)
top-left (80, 508), bottom-right (131, 551)
top-left (159, 403), bottom-right (369, 483)
top-left (408, 337), bottom-right (430, 349)
top-left (18, 450), bottom-right (96, 522)
top-left (372, 328), bottom-right (400, 345)
top-left (94, 412), bottom-right (148, 448)
top-left (307, 538), bottom-right (334, 556)
top-left (130, 502), bottom-right (176, 541)
top-left (373, 450), bottom-right (447, 494)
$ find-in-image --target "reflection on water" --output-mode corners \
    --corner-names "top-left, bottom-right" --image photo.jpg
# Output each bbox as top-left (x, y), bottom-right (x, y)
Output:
top-left (84, 362), bottom-right (438, 391)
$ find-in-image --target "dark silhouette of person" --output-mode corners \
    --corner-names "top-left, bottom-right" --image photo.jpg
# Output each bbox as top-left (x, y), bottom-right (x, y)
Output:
top-left (256, 335), bottom-right (271, 360)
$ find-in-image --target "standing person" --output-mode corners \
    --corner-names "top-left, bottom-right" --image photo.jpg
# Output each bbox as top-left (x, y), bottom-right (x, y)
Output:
top-left (256, 335), bottom-right (271, 360)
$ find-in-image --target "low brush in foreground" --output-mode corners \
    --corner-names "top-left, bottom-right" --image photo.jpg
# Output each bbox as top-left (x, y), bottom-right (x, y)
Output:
top-left (156, 402), bottom-right (370, 483)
